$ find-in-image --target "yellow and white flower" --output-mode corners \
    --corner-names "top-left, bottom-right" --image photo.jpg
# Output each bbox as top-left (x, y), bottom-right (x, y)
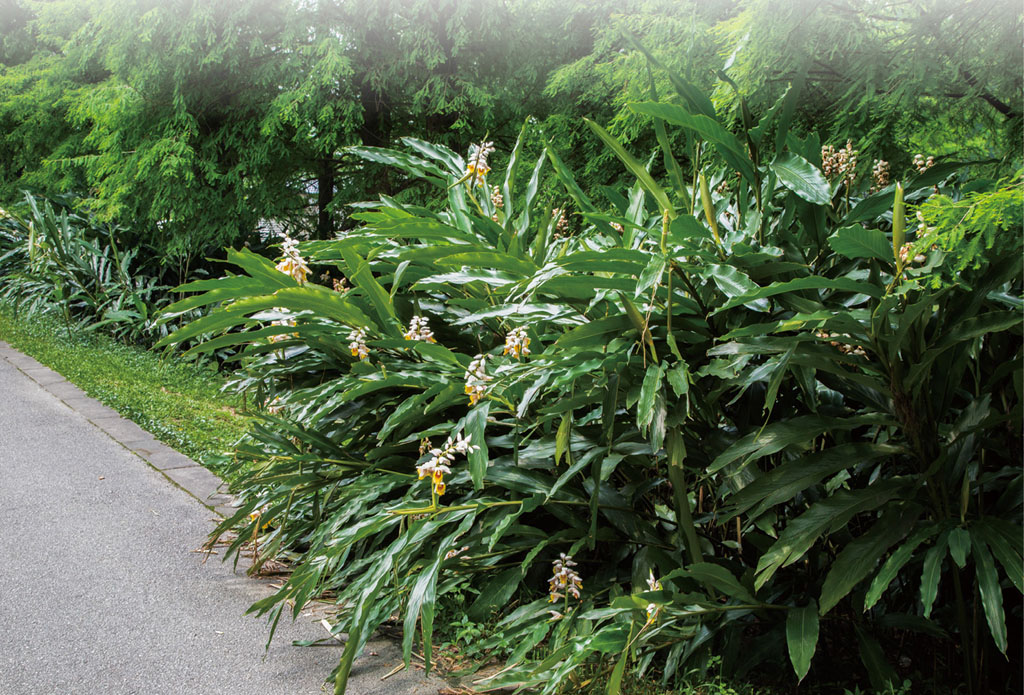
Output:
top-left (275, 235), bottom-right (310, 284)
top-left (347, 327), bottom-right (370, 360)
top-left (503, 326), bottom-right (530, 359)
top-left (466, 141), bottom-right (495, 186)
top-left (416, 433), bottom-right (479, 497)
top-left (464, 354), bottom-right (490, 405)
top-left (548, 553), bottom-right (582, 602)
top-left (403, 315), bottom-right (436, 342)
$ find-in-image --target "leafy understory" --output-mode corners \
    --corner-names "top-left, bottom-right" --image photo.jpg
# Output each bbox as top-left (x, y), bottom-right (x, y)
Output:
top-left (157, 54), bottom-right (1022, 695)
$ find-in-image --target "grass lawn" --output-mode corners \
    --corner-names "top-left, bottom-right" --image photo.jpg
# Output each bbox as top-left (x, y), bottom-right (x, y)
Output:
top-left (0, 306), bottom-right (253, 481)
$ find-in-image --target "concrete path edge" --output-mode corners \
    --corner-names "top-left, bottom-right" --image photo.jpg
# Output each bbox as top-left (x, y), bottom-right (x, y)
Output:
top-left (0, 339), bottom-right (237, 518)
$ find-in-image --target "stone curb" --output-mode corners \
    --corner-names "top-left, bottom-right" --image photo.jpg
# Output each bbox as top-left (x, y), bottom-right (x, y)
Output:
top-left (0, 340), bottom-right (236, 518)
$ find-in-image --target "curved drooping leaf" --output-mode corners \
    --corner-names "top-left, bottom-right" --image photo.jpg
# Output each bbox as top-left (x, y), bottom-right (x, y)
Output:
top-left (756, 480), bottom-right (906, 589)
top-left (828, 224), bottom-right (893, 263)
top-left (786, 600), bottom-right (819, 682)
top-left (629, 102), bottom-right (756, 186)
top-left (819, 506), bottom-right (921, 614)
top-left (772, 152), bottom-right (831, 205)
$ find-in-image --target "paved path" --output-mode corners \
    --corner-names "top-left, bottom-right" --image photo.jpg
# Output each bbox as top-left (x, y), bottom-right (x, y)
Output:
top-left (0, 342), bottom-right (445, 695)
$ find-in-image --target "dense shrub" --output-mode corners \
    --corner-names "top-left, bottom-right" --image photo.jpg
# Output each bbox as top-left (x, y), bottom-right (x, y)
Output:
top-left (0, 194), bottom-right (172, 343)
top-left (159, 75), bottom-right (1022, 695)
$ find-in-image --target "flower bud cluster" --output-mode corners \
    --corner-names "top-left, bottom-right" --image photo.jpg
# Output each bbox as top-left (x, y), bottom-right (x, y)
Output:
top-left (815, 330), bottom-right (867, 357)
top-left (551, 208), bottom-right (569, 238)
top-left (347, 327), bottom-right (370, 360)
top-left (445, 545), bottom-right (470, 560)
top-left (275, 235), bottom-right (310, 284)
top-left (503, 326), bottom-right (530, 359)
top-left (490, 185), bottom-right (503, 209)
top-left (464, 354), bottom-right (490, 405)
top-left (417, 433), bottom-right (479, 497)
top-left (871, 159), bottom-right (890, 192)
top-left (610, 222), bottom-right (624, 234)
top-left (332, 277), bottom-right (348, 293)
top-left (913, 154), bottom-right (935, 174)
top-left (822, 140), bottom-right (858, 185)
top-left (549, 553), bottom-right (582, 602)
top-left (466, 141), bottom-right (495, 186)
top-left (898, 242), bottom-right (927, 266)
top-left (403, 315), bottom-right (436, 342)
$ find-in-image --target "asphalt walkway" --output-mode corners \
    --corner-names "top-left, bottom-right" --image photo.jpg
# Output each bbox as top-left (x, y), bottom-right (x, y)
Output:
top-left (0, 341), bottom-right (444, 695)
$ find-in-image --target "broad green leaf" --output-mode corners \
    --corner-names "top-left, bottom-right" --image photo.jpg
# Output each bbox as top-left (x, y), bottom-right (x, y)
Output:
top-left (819, 507), bottom-right (921, 614)
top-left (772, 152), bottom-right (831, 205)
top-left (864, 525), bottom-right (938, 611)
top-left (630, 102), bottom-right (756, 185)
top-left (756, 480), bottom-right (905, 589)
top-left (622, 30), bottom-right (716, 118)
top-left (341, 247), bottom-right (400, 336)
top-left (711, 415), bottom-right (869, 474)
top-left (585, 118), bottom-right (675, 217)
top-left (436, 251), bottom-right (536, 276)
top-left (670, 563), bottom-right (757, 603)
top-left (704, 264), bottom-right (769, 312)
top-left (546, 146), bottom-right (596, 213)
top-left (786, 600), bottom-right (819, 682)
top-left (466, 401), bottom-right (490, 489)
top-left (948, 527), bottom-right (971, 568)
top-left (972, 520), bottom-right (1024, 593)
top-left (412, 341), bottom-right (466, 368)
top-left (714, 276), bottom-right (883, 313)
top-left (347, 145), bottom-right (446, 186)
top-left (638, 363), bottom-right (663, 432)
top-left (363, 216), bottom-right (476, 243)
top-left (555, 412), bottom-right (571, 466)
top-left (635, 254), bottom-right (666, 298)
top-left (921, 532), bottom-right (949, 618)
top-left (855, 625), bottom-right (898, 692)
top-left (725, 443), bottom-right (901, 520)
top-left (607, 644), bottom-right (629, 695)
top-left (828, 224), bottom-right (893, 262)
top-left (974, 539), bottom-right (1008, 653)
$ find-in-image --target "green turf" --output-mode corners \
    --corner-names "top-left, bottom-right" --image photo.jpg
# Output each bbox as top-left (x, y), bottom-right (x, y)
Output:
top-left (0, 306), bottom-right (253, 481)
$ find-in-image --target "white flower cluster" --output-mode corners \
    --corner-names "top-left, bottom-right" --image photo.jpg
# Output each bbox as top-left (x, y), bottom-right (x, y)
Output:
top-left (822, 140), bottom-right (858, 185)
top-left (275, 235), bottom-right (310, 284)
top-left (645, 570), bottom-right (663, 623)
top-left (464, 354), bottom-right (490, 405)
top-left (913, 153), bottom-right (935, 173)
top-left (347, 327), bottom-right (370, 360)
top-left (549, 553), bottom-right (582, 603)
top-left (403, 315), bottom-right (436, 342)
top-left (490, 185), bottom-right (503, 208)
top-left (268, 314), bottom-right (296, 344)
top-left (871, 159), bottom-right (890, 191)
top-left (417, 433), bottom-right (479, 497)
top-left (503, 326), bottom-right (530, 359)
top-left (466, 141), bottom-right (495, 186)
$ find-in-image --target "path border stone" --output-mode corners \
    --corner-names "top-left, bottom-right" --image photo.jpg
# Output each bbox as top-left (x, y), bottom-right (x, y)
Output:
top-left (0, 339), bottom-right (237, 518)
